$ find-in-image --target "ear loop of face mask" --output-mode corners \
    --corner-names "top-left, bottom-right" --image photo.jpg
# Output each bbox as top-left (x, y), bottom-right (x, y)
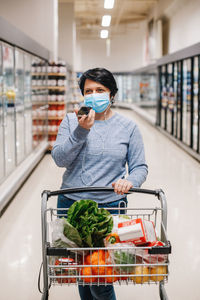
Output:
top-left (104, 95), bottom-right (114, 120)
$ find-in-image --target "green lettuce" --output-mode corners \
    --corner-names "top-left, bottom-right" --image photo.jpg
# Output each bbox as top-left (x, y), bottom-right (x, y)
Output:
top-left (66, 199), bottom-right (113, 247)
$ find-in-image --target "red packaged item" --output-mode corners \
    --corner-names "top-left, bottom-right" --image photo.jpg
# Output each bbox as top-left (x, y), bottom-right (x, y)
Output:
top-left (54, 257), bottom-right (78, 284)
top-left (118, 218), bottom-right (156, 245)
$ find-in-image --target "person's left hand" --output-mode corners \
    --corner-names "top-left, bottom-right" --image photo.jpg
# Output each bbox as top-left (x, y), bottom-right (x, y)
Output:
top-left (112, 179), bottom-right (133, 195)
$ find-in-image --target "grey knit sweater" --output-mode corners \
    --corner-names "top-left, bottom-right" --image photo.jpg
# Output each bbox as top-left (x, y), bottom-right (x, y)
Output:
top-left (52, 112), bottom-right (148, 203)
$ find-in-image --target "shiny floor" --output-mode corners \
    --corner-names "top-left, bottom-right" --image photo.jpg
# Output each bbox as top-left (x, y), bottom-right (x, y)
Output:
top-left (0, 108), bottom-right (200, 300)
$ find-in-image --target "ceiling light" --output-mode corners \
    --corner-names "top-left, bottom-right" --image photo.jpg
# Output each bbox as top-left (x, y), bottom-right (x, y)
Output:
top-left (104, 0), bottom-right (115, 9)
top-left (102, 15), bottom-right (111, 27)
top-left (100, 30), bottom-right (108, 39)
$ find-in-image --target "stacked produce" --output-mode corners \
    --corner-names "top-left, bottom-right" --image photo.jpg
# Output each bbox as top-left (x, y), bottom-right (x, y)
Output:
top-left (51, 199), bottom-right (168, 284)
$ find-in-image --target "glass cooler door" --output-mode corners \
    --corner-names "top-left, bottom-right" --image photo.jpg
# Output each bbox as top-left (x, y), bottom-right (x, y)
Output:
top-left (15, 48), bottom-right (25, 164)
top-left (2, 43), bottom-right (16, 176)
top-left (0, 43), bottom-right (5, 182)
top-left (24, 53), bottom-right (32, 155)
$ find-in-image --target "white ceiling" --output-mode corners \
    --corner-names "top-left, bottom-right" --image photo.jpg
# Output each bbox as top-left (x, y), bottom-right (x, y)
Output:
top-left (59, 0), bottom-right (158, 39)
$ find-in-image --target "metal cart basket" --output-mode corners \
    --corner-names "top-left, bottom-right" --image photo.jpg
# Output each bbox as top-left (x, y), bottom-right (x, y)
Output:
top-left (40, 187), bottom-right (171, 300)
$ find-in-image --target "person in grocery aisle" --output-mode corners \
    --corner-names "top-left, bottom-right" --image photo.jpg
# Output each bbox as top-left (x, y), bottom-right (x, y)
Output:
top-left (51, 67), bottom-right (148, 300)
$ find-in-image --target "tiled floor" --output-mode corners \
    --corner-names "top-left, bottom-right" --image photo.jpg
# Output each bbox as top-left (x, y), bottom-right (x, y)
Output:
top-left (0, 108), bottom-right (200, 300)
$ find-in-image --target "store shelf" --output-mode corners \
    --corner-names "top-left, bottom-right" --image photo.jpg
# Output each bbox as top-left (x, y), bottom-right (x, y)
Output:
top-left (48, 86), bottom-right (66, 90)
top-left (32, 101), bottom-right (47, 105)
top-left (48, 131), bottom-right (58, 135)
top-left (68, 100), bottom-right (82, 104)
top-left (33, 131), bottom-right (46, 135)
top-left (48, 73), bottom-right (66, 76)
top-left (31, 73), bottom-right (47, 76)
top-left (48, 101), bottom-right (65, 105)
top-left (46, 64), bottom-right (68, 149)
top-left (32, 86), bottom-right (48, 90)
top-left (33, 116), bottom-right (64, 120)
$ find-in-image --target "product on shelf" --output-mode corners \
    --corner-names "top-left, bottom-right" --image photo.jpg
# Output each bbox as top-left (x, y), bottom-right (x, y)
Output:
top-left (47, 61), bottom-right (68, 150)
top-left (31, 59), bottom-right (48, 148)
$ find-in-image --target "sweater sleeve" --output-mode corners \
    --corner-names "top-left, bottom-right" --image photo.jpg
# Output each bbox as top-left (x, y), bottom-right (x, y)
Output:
top-left (126, 125), bottom-right (148, 187)
top-left (51, 115), bottom-right (89, 168)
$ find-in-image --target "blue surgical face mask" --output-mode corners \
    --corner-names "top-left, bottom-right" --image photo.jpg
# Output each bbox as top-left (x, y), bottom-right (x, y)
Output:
top-left (84, 92), bottom-right (110, 113)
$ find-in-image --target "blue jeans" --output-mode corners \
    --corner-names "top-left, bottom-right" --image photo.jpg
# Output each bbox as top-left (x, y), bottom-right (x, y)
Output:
top-left (78, 285), bottom-right (116, 300)
top-left (57, 194), bottom-right (127, 217)
top-left (57, 194), bottom-right (127, 300)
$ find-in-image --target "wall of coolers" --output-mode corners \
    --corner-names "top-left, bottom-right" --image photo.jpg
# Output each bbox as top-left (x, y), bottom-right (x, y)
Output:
top-left (158, 53), bottom-right (200, 156)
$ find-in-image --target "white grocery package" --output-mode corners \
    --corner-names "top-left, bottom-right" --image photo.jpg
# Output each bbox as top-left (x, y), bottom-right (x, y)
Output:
top-left (118, 218), bottom-right (156, 245)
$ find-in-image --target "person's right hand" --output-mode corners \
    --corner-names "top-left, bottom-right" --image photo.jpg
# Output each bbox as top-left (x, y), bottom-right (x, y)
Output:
top-left (74, 107), bottom-right (95, 130)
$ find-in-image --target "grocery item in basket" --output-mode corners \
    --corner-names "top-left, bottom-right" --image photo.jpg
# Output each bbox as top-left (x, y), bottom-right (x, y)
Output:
top-left (118, 218), bottom-right (156, 245)
top-left (67, 199), bottom-right (113, 247)
top-left (81, 249), bottom-right (118, 283)
top-left (81, 266), bottom-right (96, 283)
top-left (150, 265), bottom-right (168, 282)
top-left (104, 232), bottom-right (120, 245)
top-left (135, 241), bottom-right (168, 264)
top-left (131, 265), bottom-right (150, 284)
top-left (112, 246), bottom-right (136, 275)
top-left (85, 250), bottom-right (110, 275)
top-left (51, 218), bottom-right (82, 249)
top-left (54, 257), bottom-right (78, 284)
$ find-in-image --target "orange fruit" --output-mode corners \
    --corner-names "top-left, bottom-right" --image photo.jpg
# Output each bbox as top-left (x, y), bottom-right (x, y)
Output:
top-left (105, 267), bottom-right (118, 283)
top-left (81, 266), bottom-right (96, 283)
top-left (85, 250), bottom-right (110, 275)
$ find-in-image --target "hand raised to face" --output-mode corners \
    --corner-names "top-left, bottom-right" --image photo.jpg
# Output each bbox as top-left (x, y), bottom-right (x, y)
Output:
top-left (74, 107), bottom-right (95, 130)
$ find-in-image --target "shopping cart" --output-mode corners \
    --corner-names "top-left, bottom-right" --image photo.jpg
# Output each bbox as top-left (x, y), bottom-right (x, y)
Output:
top-left (39, 187), bottom-right (171, 300)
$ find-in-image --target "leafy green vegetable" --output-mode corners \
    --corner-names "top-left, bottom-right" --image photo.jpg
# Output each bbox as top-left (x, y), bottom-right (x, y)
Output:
top-left (63, 218), bottom-right (83, 247)
top-left (66, 199), bottom-right (113, 247)
top-left (114, 250), bottom-right (136, 273)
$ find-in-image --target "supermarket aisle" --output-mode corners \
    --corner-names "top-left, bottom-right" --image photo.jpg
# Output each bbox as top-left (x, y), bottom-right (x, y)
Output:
top-left (0, 108), bottom-right (200, 300)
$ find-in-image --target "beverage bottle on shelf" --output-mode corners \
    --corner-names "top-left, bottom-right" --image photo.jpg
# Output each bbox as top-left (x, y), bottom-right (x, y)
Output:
top-left (51, 90), bottom-right (57, 102)
top-left (37, 75), bottom-right (43, 87)
top-left (36, 62), bottom-right (42, 73)
top-left (60, 61), bottom-right (67, 73)
top-left (57, 90), bottom-right (65, 102)
top-left (51, 75), bottom-right (57, 87)
top-left (57, 104), bottom-right (65, 117)
top-left (31, 62), bottom-right (37, 73)
top-left (31, 75), bottom-right (37, 86)
top-left (57, 61), bottom-right (61, 73)
top-left (32, 120), bottom-right (37, 133)
top-left (42, 63), bottom-right (47, 74)
top-left (56, 119), bottom-right (62, 130)
top-left (48, 62), bottom-right (52, 73)
top-left (52, 61), bottom-right (58, 73)
top-left (57, 75), bottom-right (66, 86)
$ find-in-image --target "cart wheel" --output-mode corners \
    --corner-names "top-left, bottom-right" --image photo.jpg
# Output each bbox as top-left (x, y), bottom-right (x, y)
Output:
top-left (159, 281), bottom-right (168, 300)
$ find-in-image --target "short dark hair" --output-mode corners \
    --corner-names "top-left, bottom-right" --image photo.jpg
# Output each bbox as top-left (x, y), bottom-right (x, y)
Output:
top-left (79, 68), bottom-right (118, 98)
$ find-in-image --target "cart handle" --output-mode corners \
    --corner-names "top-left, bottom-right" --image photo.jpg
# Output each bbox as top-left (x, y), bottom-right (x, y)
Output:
top-left (42, 186), bottom-right (163, 198)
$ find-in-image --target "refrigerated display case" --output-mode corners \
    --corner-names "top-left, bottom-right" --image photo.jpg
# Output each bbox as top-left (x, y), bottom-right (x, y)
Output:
top-left (0, 43), bottom-right (4, 182)
top-left (0, 42), bottom-right (48, 184)
top-left (24, 53), bottom-right (33, 156)
top-left (113, 73), bottom-right (133, 103)
top-left (15, 48), bottom-right (25, 165)
top-left (2, 42), bottom-right (16, 176)
top-left (193, 56), bottom-right (199, 152)
top-left (157, 42), bottom-right (200, 160)
top-left (114, 66), bottom-right (158, 122)
top-left (0, 17), bottom-right (50, 213)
